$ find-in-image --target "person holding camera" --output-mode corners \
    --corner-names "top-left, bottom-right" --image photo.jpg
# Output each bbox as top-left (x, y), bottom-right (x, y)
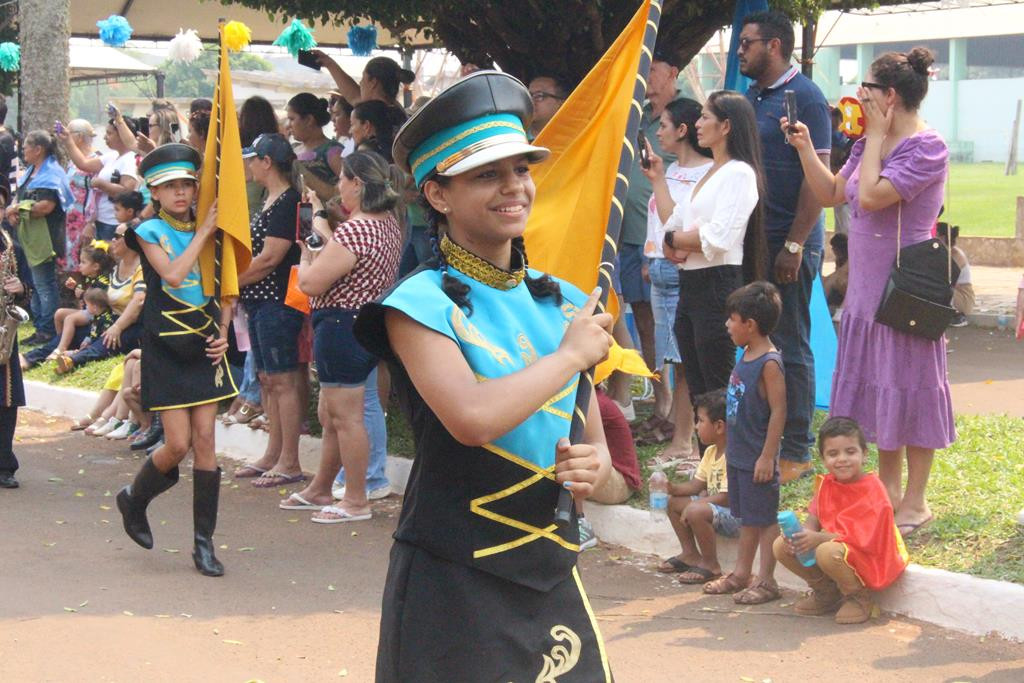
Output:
top-left (233, 134), bottom-right (305, 487)
top-left (280, 150), bottom-right (403, 523)
top-left (58, 109), bottom-right (139, 241)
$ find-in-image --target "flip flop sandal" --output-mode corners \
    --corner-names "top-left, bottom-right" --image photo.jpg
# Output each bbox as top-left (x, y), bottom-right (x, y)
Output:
top-left (233, 464), bottom-right (268, 479)
top-left (897, 515), bottom-right (934, 539)
top-left (279, 493), bottom-right (324, 510)
top-left (734, 580), bottom-right (782, 605)
top-left (703, 573), bottom-right (748, 595)
top-left (252, 471), bottom-right (306, 488)
top-left (311, 505), bottom-right (372, 524)
top-left (678, 567), bottom-right (722, 585)
top-left (656, 556), bottom-right (695, 574)
top-left (70, 416), bottom-right (95, 431)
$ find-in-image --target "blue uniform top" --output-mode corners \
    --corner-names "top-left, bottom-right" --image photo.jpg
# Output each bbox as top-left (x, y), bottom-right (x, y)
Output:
top-left (134, 216), bottom-right (208, 308)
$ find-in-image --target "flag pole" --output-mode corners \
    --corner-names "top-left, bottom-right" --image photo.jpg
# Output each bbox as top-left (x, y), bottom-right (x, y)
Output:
top-left (211, 19), bottom-right (226, 314)
top-left (554, 0), bottom-right (663, 528)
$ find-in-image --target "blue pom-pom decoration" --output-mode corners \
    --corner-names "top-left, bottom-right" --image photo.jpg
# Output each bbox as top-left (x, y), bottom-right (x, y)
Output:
top-left (347, 25), bottom-right (377, 57)
top-left (97, 15), bottom-right (133, 47)
top-left (0, 42), bottom-right (20, 72)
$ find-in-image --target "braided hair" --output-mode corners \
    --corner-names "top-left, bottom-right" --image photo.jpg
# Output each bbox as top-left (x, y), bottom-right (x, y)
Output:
top-left (423, 176), bottom-right (562, 317)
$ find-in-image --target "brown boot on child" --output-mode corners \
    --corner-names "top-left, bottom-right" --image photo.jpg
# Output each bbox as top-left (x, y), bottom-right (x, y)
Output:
top-left (835, 589), bottom-right (874, 624)
top-left (795, 572), bottom-right (842, 616)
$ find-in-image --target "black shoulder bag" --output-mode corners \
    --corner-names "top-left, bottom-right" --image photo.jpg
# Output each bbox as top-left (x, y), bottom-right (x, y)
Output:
top-left (874, 203), bottom-right (960, 341)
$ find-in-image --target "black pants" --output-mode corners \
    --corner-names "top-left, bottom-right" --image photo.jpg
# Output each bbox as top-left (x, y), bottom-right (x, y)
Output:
top-left (0, 406), bottom-right (18, 473)
top-left (674, 265), bottom-right (743, 400)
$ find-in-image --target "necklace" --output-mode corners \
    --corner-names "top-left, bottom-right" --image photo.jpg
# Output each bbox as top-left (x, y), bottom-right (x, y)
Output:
top-left (440, 234), bottom-right (525, 291)
top-left (159, 209), bottom-right (196, 233)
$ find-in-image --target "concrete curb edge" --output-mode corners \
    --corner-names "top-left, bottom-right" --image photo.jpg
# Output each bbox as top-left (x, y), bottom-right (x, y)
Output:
top-left (25, 379), bottom-right (1024, 642)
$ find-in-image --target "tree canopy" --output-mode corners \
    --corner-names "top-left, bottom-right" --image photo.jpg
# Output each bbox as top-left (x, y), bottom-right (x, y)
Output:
top-left (161, 47), bottom-right (271, 99)
top-left (227, 0), bottom-right (899, 84)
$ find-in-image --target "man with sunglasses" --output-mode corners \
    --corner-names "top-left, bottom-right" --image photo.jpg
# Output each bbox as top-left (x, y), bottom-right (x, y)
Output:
top-left (739, 10), bottom-right (832, 483)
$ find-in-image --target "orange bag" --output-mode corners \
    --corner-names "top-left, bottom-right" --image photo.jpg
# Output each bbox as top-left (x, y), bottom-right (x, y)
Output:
top-left (284, 265), bottom-right (310, 314)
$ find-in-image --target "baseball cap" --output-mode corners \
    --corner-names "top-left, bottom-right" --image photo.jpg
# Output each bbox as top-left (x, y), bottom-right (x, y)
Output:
top-left (242, 133), bottom-right (296, 163)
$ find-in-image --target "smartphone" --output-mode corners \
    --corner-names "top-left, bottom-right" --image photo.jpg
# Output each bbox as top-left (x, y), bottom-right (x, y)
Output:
top-left (297, 202), bottom-right (313, 241)
top-left (53, 120), bottom-right (65, 136)
top-left (784, 89), bottom-right (798, 131)
top-left (136, 116), bottom-right (150, 137)
top-left (637, 129), bottom-right (651, 170)
top-left (107, 102), bottom-right (119, 120)
top-left (297, 49), bottom-right (321, 71)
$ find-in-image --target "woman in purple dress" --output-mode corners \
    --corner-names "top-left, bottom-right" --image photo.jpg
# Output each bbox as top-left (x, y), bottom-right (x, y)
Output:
top-left (782, 47), bottom-right (954, 538)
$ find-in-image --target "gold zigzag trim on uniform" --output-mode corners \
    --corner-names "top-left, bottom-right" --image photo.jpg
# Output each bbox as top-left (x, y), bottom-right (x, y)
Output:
top-left (572, 567), bottom-right (612, 682)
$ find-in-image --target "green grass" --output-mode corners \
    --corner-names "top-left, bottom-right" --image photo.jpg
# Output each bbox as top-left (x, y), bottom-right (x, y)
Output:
top-left (825, 162), bottom-right (1021, 238)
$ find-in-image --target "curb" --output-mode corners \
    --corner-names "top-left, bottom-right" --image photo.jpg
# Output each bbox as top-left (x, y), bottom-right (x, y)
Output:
top-left (25, 380), bottom-right (1024, 642)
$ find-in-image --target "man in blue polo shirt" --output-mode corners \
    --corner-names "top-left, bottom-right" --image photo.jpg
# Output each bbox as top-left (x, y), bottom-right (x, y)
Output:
top-left (740, 11), bottom-right (831, 483)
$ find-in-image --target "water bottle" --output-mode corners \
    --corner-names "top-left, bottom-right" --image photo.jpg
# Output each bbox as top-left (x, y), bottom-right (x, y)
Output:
top-left (778, 510), bottom-right (816, 567)
top-left (649, 469), bottom-right (669, 521)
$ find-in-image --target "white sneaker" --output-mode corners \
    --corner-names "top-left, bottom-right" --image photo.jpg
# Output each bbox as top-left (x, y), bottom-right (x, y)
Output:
top-left (613, 399), bottom-right (636, 422)
top-left (92, 418), bottom-right (123, 437)
top-left (107, 421), bottom-right (140, 440)
top-left (578, 517), bottom-right (599, 551)
top-left (332, 483), bottom-right (392, 501)
top-left (84, 417), bottom-right (109, 435)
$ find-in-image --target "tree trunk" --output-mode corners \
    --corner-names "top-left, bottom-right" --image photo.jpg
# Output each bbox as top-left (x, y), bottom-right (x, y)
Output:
top-left (18, 0), bottom-right (70, 134)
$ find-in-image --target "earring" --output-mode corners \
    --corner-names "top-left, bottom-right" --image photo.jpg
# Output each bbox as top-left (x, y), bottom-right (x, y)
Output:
top-left (442, 207), bottom-right (450, 213)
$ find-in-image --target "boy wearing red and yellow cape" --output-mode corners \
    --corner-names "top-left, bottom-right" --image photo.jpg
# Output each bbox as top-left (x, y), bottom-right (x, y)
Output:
top-left (773, 417), bottom-right (909, 624)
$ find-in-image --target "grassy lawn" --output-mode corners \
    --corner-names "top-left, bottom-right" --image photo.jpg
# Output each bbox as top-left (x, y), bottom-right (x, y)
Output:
top-left (825, 162), bottom-right (1021, 237)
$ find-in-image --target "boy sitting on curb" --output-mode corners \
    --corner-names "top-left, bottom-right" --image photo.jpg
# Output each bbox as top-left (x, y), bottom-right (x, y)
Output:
top-left (656, 389), bottom-right (739, 584)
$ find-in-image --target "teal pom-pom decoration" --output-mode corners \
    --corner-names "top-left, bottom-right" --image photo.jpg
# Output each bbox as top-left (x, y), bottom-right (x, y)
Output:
top-left (347, 25), bottom-right (377, 57)
top-left (0, 43), bottom-right (19, 72)
top-left (273, 19), bottom-right (317, 57)
top-left (97, 15), bottom-right (133, 47)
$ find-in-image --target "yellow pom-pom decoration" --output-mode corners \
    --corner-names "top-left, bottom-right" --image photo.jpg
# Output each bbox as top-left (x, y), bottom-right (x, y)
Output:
top-left (222, 21), bottom-right (252, 52)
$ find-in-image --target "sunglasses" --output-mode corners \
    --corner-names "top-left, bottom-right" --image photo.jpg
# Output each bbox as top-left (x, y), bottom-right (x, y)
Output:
top-left (737, 37), bottom-right (771, 51)
top-left (860, 81), bottom-right (888, 91)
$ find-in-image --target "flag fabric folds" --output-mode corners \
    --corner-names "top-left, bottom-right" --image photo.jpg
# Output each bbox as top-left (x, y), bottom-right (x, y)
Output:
top-left (196, 24), bottom-right (252, 300)
top-left (523, 0), bottom-right (653, 381)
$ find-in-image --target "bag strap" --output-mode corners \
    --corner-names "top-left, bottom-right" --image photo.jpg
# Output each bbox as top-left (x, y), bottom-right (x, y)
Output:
top-left (945, 220), bottom-right (953, 285)
top-left (895, 202), bottom-right (902, 269)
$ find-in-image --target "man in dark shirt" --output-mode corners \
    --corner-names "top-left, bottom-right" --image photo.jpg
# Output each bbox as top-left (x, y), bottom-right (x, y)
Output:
top-left (740, 11), bottom-right (832, 483)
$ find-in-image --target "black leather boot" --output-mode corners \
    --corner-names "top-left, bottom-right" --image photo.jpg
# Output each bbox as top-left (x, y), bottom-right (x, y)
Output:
top-left (192, 468), bottom-right (224, 577)
top-left (116, 457), bottom-right (179, 549)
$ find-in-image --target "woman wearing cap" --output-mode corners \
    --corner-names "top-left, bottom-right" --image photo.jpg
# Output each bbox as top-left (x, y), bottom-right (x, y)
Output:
top-left (116, 143), bottom-right (236, 578)
top-left (354, 71), bottom-right (614, 682)
top-left (233, 134), bottom-right (306, 487)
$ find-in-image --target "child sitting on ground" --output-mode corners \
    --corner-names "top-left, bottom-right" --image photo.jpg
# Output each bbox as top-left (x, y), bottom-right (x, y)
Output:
top-left (49, 243), bottom-right (115, 359)
top-left (773, 417), bottom-right (909, 624)
top-left (703, 281), bottom-right (786, 605)
top-left (55, 288), bottom-right (115, 374)
top-left (657, 389), bottom-right (739, 584)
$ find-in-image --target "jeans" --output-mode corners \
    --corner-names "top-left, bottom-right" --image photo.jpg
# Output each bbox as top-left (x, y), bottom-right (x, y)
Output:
top-left (70, 322), bottom-right (143, 365)
top-left (94, 221), bottom-right (118, 241)
top-left (768, 243), bottom-right (822, 464)
top-left (238, 351), bottom-right (262, 405)
top-left (334, 366), bottom-right (389, 491)
top-left (28, 259), bottom-right (58, 337)
top-left (648, 258), bottom-right (681, 365)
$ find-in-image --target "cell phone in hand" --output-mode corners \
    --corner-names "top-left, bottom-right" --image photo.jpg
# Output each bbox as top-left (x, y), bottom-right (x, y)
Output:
top-left (784, 89), bottom-right (798, 131)
top-left (110, 170), bottom-right (122, 184)
top-left (297, 50), bottom-right (321, 71)
top-left (107, 102), bottom-right (119, 120)
top-left (297, 202), bottom-right (314, 241)
top-left (53, 120), bottom-right (65, 136)
top-left (637, 129), bottom-right (651, 170)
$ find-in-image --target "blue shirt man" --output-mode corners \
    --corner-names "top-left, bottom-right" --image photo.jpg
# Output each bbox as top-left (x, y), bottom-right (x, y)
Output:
top-left (739, 11), bottom-right (831, 480)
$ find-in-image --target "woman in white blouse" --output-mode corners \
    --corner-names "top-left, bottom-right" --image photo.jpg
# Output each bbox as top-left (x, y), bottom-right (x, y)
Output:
top-left (640, 98), bottom-right (712, 462)
top-left (656, 90), bottom-right (767, 399)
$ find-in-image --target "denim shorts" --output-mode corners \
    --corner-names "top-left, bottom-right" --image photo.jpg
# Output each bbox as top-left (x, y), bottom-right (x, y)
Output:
top-left (648, 258), bottom-right (681, 364)
top-left (689, 495), bottom-right (741, 537)
top-left (246, 300), bottom-right (306, 374)
top-left (312, 307), bottom-right (377, 387)
top-left (617, 243), bottom-right (651, 304)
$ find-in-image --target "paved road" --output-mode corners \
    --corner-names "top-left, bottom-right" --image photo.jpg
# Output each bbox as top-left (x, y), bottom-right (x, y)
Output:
top-left (3, 411), bottom-right (1024, 682)
top-left (946, 325), bottom-right (1024, 417)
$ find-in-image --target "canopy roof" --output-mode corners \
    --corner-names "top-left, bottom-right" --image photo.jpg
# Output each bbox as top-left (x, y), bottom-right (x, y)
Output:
top-left (70, 0), bottom-right (432, 48)
top-left (70, 43), bottom-right (156, 82)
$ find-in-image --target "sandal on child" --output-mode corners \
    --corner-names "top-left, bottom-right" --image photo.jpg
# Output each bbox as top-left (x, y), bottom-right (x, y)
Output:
top-left (679, 567), bottom-right (722, 585)
top-left (734, 578), bottom-right (782, 605)
top-left (703, 573), bottom-right (748, 595)
top-left (54, 354), bottom-right (75, 375)
top-left (656, 556), bottom-right (694, 574)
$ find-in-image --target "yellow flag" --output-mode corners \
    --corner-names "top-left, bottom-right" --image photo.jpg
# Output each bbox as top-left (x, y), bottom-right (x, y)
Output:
top-left (524, 0), bottom-right (653, 380)
top-left (196, 24), bottom-right (252, 300)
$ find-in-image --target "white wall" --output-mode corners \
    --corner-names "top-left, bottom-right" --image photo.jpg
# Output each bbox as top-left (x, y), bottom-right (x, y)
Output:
top-left (840, 77), bottom-right (1024, 162)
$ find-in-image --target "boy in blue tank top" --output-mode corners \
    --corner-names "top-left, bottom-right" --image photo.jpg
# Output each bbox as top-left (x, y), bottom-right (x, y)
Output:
top-left (703, 281), bottom-right (786, 605)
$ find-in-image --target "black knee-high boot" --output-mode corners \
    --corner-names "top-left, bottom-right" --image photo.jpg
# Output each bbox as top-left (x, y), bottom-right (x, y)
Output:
top-left (192, 468), bottom-right (224, 577)
top-left (116, 457), bottom-right (179, 549)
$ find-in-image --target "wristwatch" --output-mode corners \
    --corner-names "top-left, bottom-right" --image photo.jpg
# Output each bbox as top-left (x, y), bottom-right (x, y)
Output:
top-left (314, 209), bottom-right (329, 220)
top-left (784, 240), bottom-right (803, 254)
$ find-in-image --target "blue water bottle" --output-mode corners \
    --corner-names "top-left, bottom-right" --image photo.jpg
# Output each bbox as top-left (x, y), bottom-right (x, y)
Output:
top-left (778, 510), bottom-right (816, 567)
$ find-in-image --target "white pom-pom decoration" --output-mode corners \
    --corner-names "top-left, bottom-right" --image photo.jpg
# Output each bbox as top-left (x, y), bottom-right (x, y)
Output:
top-left (168, 28), bottom-right (203, 64)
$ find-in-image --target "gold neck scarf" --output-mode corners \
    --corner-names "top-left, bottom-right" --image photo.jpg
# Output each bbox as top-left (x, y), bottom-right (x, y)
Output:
top-left (439, 234), bottom-right (526, 291)
top-left (159, 209), bottom-right (196, 233)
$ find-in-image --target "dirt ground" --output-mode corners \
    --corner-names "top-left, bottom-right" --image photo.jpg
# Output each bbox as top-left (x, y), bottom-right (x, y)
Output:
top-left (3, 409), bottom-right (1024, 682)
